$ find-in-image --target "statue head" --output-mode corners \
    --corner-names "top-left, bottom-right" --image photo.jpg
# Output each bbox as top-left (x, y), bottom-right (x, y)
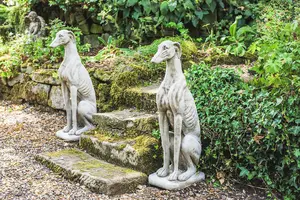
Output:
top-left (27, 11), bottom-right (38, 22)
top-left (50, 30), bottom-right (76, 48)
top-left (151, 40), bottom-right (182, 64)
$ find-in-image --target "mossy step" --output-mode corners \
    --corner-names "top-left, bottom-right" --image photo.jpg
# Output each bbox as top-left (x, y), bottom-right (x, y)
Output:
top-left (80, 134), bottom-right (161, 174)
top-left (36, 148), bottom-right (147, 195)
top-left (122, 83), bottom-right (159, 111)
top-left (93, 109), bottom-right (158, 137)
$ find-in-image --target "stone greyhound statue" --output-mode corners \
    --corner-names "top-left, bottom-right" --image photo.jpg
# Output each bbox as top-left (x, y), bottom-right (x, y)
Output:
top-left (149, 40), bottom-right (204, 190)
top-left (50, 30), bottom-right (96, 141)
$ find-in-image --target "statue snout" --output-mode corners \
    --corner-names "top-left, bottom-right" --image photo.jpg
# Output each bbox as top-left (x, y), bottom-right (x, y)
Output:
top-left (49, 38), bottom-right (59, 48)
top-left (151, 52), bottom-right (163, 64)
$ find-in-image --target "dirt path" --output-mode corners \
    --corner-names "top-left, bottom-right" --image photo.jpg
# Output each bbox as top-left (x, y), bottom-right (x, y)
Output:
top-left (0, 100), bottom-right (267, 200)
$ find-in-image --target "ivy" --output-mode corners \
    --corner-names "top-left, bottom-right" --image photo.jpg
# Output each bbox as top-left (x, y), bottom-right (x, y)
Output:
top-left (186, 63), bottom-right (300, 199)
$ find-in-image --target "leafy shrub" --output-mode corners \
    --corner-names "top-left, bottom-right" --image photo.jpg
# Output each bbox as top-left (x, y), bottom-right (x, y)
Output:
top-left (26, 0), bottom-right (257, 45)
top-left (220, 16), bottom-right (256, 56)
top-left (186, 63), bottom-right (299, 199)
top-left (0, 19), bottom-right (90, 78)
top-left (249, 2), bottom-right (300, 91)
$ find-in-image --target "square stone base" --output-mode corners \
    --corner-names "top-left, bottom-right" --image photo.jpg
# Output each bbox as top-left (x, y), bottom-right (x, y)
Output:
top-left (56, 130), bottom-right (80, 141)
top-left (148, 171), bottom-right (205, 190)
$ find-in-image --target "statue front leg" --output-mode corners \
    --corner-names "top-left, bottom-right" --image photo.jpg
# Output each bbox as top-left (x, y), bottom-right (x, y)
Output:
top-left (62, 82), bottom-right (72, 132)
top-left (156, 111), bottom-right (170, 177)
top-left (168, 114), bottom-right (182, 181)
top-left (68, 86), bottom-right (78, 135)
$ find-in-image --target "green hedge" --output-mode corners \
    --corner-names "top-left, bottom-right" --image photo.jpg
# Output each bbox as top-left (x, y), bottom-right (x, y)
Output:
top-left (26, 0), bottom-right (255, 44)
top-left (186, 63), bottom-right (299, 199)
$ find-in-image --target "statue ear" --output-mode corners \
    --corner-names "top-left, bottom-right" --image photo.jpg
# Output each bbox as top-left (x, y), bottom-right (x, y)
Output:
top-left (68, 31), bottom-right (76, 43)
top-left (173, 42), bottom-right (182, 58)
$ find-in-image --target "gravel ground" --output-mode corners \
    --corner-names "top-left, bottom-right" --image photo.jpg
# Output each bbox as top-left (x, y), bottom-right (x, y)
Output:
top-left (0, 100), bottom-right (267, 200)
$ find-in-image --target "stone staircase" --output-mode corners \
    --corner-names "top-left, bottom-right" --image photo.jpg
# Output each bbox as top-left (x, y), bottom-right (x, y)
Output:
top-left (36, 84), bottom-right (162, 195)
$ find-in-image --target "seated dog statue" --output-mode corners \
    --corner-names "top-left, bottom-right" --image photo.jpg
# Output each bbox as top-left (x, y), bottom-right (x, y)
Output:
top-left (50, 30), bottom-right (97, 141)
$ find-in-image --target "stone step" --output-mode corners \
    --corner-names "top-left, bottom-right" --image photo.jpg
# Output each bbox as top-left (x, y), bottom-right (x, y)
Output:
top-left (122, 83), bottom-right (159, 111)
top-left (92, 109), bottom-right (158, 137)
top-left (36, 148), bottom-right (147, 195)
top-left (80, 133), bottom-right (161, 174)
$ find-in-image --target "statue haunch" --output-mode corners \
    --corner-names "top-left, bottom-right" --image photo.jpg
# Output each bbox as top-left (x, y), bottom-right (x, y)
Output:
top-left (25, 11), bottom-right (46, 40)
top-left (149, 40), bottom-right (204, 189)
top-left (50, 30), bottom-right (96, 141)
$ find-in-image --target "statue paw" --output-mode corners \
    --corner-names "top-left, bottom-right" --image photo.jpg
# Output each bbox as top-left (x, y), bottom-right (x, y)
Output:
top-left (75, 129), bottom-right (83, 136)
top-left (63, 125), bottom-right (72, 133)
top-left (168, 171), bottom-right (179, 181)
top-left (68, 128), bottom-right (77, 135)
top-left (156, 167), bottom-right (169, 177)
top-left (178, 168), bottom-right (196, 181)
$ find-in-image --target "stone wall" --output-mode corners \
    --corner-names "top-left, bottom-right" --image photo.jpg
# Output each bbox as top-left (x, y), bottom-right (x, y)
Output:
top-left (0, 69), bottom-right (64, 110)
top-left (35, 5), bottom-right (112, 49)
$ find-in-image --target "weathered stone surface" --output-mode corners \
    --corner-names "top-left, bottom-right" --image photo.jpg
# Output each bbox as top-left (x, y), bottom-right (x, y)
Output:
top-left (90, 23), bottom-right (103, 34)
top-left (103, 23), bottom-right (113, 32)
top-left (7, 73), bottom-right (25, 86)
top-left (78, 23), bottom-right (90, 35)
top-left (31, 69), bottom-right (61, 85)
top-left (10, 81), bottom-right (50, 105)
top-left (84, 34), bottom-right (100, 48)
top-left (94, 68), bottom-right (112, 82)
top-left (66, 12), bottom-right (76, 25)
top-left (36, 148), bottom-right (147, 195)
top-left (28, 83), bottom-right (50, 105)
top-left (75, 12), bottom-right (86, 24)
top-left (102, 33), bottom-right (110, 43)
top-left (0, 77), bottom-right (7, 86)
top-left (48, 86), bottom-right (64, 110)
top-left (80, 133), bottom-right (161, 174)
top-left (92, 109), bottom-right (158, 137)
top-left (123, 84), bottom-right (159, 111)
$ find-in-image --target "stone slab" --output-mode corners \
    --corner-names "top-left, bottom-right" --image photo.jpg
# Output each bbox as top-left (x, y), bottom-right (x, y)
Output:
top-left (36, 148), bottom-right (147, 195)
top-left (31, 69), bottom-right (61, 85)
top-left (84, 34), bottom-right (100, 48)
top-left (148, 171), bottom-right (205, 190)
top-left (80, 134), bottom-right (161, 174)
top-left (56, 130), bottom-right (80, 142)
top-left (123, 84), bottom-right (159, 111)
top-left (7, 73), bottom-right (25, 86)
top-left (92, 109), bottom-right (158, 137)
top-left (48, 86), bottom-right (64, 110)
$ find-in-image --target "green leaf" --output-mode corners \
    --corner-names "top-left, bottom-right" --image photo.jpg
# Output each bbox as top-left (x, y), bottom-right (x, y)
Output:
top-left (289, 126), bottom-right (300, 135)
top-left (205, 0), bottom-right (212, 5)
top-left (168, 1), bottom-right (177, 12)
top-left (132, 11), bottom-right (140, 20)
top-left (239, 166), bottom-right (250, 177)
top-left (229, 19), bottom-right (238, 37)
top-left (294, 149), bottom-right (300, 158)
top-left (140, 0), bottom-right (151, 14)
top-left (192, 17), bottom-right (199, 27)
top-left (276, 97), bottom-right (283, 106)
top-left (217, 0), bottom-right (225, 8)
top-left (160, 1), bottom-right (169, 15)
top-left (183, 0), bottom-right (194, 10)
top-left (195, 10), bottom-right (204, 20)
top-left (208, 1), bottom-right (217, 12)
top-left (126, 0), bottom-right (138, 7)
